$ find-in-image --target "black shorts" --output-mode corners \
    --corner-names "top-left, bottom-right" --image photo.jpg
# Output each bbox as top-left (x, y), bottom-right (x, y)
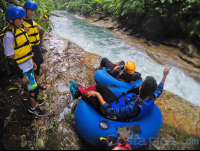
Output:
top-left (32, 44), bottom-right (43, 66)
top-left (96, 84), bottom-right (117, 103)
top-left (100, 57), bottom-right (116, 70)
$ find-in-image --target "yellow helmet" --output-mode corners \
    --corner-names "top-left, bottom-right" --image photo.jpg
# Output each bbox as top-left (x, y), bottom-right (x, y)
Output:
top-left (124, 61), bottom-right (136, 74)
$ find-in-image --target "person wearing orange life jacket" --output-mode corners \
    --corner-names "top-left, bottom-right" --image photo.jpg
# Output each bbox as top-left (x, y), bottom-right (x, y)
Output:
top-left (100, 57), bottom-right (142, 83)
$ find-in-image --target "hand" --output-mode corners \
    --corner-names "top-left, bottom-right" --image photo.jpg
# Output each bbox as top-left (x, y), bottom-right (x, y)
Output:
top-left (163, 66), bottom-right (172, 76)
top-left (24, 26), bottom-right (29, 32)
top-left (114, 62), bottom-right (120, 66)
top-left (22, 75), bottom-right (29, 85)
top-left (32, 61), bottom-right (37, 70)
top-left (85, 91), bottom-right (97, 98)
top-left (37, 25), bottom-right (41, 31)
top-left (33, 63), bottom-right (37, 70)
top-left (31, 59), bottom-right (37, 70)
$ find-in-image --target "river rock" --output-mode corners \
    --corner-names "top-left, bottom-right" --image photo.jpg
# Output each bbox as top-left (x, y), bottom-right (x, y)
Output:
top-left (180, 42), bottom-right (200, 59)
top-left (38, 32), bottom-right (102, 149)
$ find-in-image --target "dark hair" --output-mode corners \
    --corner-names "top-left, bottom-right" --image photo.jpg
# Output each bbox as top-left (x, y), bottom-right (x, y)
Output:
top-left (140, 76), bottom-right (157, 99)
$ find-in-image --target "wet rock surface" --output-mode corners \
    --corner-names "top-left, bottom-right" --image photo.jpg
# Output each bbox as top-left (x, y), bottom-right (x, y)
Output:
top-left (0, 31), bottom-right (199, 150)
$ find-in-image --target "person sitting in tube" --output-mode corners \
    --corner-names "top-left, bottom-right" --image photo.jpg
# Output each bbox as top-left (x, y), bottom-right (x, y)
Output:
top-left (100, 57), bottom-right (142, 83)
top-left (69, 67), bottom-right (172, 121)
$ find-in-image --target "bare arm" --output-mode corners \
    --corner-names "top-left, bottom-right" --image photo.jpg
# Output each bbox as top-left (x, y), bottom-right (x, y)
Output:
top-left (114, 62), bottom-right (120, 66)
top-left (31, 58), bottom-right (37, 70)
top-left (161, 66), bottom-right (172, 84)
top-left (96, 92), bottom-right (106, 105)
top-left (86, 91), bottom-right (106, 105)
top-left (7, 55), bottom-right (15, 59)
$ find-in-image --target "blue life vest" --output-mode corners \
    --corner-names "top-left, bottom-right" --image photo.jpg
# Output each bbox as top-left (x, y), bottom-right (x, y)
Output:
top-left (111, 93), bottom-right (155, 121)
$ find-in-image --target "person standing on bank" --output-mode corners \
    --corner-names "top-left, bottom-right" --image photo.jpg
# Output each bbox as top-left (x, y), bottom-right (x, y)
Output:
top-left (23, 1), bottom-right (46, 91)
top-left (0, 6), bottom-right (45, 116)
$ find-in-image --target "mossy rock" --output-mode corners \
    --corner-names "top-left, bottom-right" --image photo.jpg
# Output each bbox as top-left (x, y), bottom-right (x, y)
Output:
top-left (36, 138), bottom-right (44, 148)
top-left (21, 140), bottom-right (27, 148)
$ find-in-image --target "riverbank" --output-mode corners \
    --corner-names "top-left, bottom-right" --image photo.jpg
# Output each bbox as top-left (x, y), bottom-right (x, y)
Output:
top-left (0, 30), bottom-right (199, 150)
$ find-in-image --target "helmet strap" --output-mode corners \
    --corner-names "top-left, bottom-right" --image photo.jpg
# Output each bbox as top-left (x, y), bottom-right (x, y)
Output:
top-left (10, 19), bottom-right (18, 28)
top-left (25, 9), bottom-right (28, 18)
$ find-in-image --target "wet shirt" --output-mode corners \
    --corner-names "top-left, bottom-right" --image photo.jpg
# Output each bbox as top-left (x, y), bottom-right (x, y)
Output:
top-left (102, 83), bottom-right (164, 121)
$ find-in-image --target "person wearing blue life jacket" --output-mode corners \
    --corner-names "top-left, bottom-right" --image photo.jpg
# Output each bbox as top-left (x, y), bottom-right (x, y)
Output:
top-left (100, 57), bottom-right (142, 83)
top-left (70, 67), bottom-right (172, 121)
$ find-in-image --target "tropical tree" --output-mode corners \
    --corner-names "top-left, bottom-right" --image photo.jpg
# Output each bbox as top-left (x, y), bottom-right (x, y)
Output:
top-left (56, 0), bottom-right (200, 40)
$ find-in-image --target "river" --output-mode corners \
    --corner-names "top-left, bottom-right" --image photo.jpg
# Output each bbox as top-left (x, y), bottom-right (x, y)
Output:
top-left (49, 10), bottom-right (200, 106)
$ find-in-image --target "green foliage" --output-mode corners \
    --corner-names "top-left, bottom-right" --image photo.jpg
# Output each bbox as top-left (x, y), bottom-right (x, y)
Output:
top-left (55, 0), bottom-right (102, 16)
top-left (56, 0), bottom-right (200, 40)
top-left (49, 117), bottom-right (59, 131)
top-left (32, 0), bottom-right (55, 33)
top-left (36, 139), bottom-right (44, 148)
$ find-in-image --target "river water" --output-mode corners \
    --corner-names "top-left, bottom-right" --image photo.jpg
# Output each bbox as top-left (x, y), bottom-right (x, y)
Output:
top-left (50, 10), bottom-right (200, 106)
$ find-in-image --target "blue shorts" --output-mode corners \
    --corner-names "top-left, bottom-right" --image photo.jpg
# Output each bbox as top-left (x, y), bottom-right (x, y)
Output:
top-left (21, 69), bottom-right (37, 91)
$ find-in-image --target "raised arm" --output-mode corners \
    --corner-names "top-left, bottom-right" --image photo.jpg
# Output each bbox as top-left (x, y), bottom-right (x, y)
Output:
top-left (161, 66), bottom-right (172, 84)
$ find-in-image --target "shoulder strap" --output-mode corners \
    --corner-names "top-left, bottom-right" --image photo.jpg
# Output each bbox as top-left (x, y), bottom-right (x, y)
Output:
top-left (131, 96), bottom-right (146, 117)
top-left (116, 70), bottom-right (123, 79)
top-left (125, 86), bottom-right (139, 95)
top-left (118, 65), bottom-right (124, 70)
top-left (24, 19), bottom-right (34, 26)
top-left (131, 96), bottom-right (141, 117)
top-left (13, 28), bottom-right (18, 47)
top-left (0, 27), bottom-right (13, 46)
top-left (117, 93), bottom-right (136, 107)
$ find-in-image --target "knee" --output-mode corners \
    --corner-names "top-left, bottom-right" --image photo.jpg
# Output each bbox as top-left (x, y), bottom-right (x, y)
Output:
top-left (29, 86), bottom-right (39, 100)
top-left (100, 57), bottom-right (108, 66)
top-left (101, 57), bottom-right (108, 62)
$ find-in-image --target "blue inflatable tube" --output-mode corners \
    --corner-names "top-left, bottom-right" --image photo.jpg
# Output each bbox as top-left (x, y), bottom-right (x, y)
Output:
top-left (94, 67), bottom-right (142, 89)
top-left (74, 87), bottom-right (163, 149)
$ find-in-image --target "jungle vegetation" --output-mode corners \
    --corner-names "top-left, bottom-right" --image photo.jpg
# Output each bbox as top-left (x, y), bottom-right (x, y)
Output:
top-left (54, 0), bottom-right (200, 40)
